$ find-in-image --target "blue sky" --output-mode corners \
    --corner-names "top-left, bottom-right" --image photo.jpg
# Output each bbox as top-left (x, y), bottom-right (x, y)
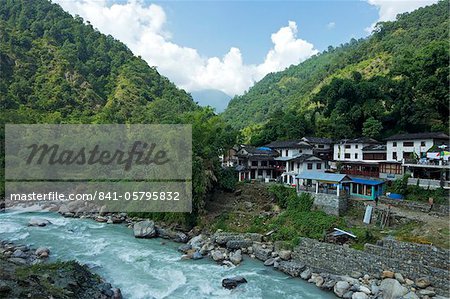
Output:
top-left (162, 1), bottom-right (378, 64)
top-left (56, 0), bottom-right (437, 97)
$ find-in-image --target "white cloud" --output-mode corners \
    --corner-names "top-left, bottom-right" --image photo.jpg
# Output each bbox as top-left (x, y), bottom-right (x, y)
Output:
top-left (365, 0), bottom-right (438, 33)
top-left (54, 0), bottom-right (317, 96)
top-left (326, 22), bottom-right (336, 29)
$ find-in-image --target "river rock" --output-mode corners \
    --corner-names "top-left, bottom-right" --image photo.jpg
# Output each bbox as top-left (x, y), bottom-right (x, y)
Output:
top-left (300, 268), bottom-right (312, 280)
top-left (192, 251), bottom-right (203, 260)
top-left (211, 250), bottom-right (224, 262)
top-left (264, 258), bottom-right (275, 266)
top-left (278, 250), bottom-right (291, 261)
top-left (351, 292), bottom-right (368, 299)
top-left (112, 288), bottom-right (123, 299)
top-left (28, 218), bottom-right (50, 227)
top-left (133, 220), bottom-right (156, 238)
top-left (12, 249), bottom-right (26, 258)
top-left (222, 276), bottom-right (247, 289)
top-left (334, 281), bottom-right (351, 297)
top-left (35, 247), bottom-right (50, 258)
top-left (96, 216), bottom-right (108, 223)
top-left (229, 250), bottom-right (242, 265)
top-left (275, 261), bottom-right (305, 277)
top-left (402, 292), bottom-right (419, 299)
top-left (379, 278), bottom-right (408, 299)
top-left (381, 270), bottom-right (395, 279)
top-left (188, 234), bottom-right (205, 250)
top-left (252, 242), bottom-right (272, 261)
top-left (178, 244), bottom-right (192, 254)
top-left (415, 277), bottom-right (431, 289)
top-left (418, 289), bottom-right (436, 296)
top-left (213, 232), bottom-right (262, 245)
top-left (226, 239), bottom-right (253, 250)
top-left (394, 272), bottom-right (404, 283)
top-left (358, 285), bottom-right (371, 295)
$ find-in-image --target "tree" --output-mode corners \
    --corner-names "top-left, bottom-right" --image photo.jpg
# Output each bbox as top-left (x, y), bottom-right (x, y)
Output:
top-left (362, 117), bottom-right (383, 139)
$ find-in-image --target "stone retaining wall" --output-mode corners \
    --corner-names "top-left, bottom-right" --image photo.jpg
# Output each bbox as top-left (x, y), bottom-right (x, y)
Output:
top-left (379, 197), bottom-right (449, 216)
top-left (308, 192), bottom-right (348, 216)
top-left (292, 238), bottom-right (450, 296)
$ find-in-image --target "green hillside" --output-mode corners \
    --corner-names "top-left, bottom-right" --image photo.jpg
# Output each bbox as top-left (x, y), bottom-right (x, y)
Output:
top-left (0, 0), bottom-right (236, 226)
top-left (223, 1), bottom-right (449, 143)
top-left (0, 0), bottom-right (198, 124)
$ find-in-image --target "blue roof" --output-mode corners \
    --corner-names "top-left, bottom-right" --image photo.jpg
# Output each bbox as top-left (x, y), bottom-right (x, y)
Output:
top-left (350, 177), bottom-right (384, 186)
top-left (296, 172), bottom-right (352, 182)
top-left (256, 146), bottom-right (272, 151)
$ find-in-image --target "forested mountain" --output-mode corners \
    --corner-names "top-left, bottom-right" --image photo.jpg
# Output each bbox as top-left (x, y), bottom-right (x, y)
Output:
top-left (223, 1), bottom-right (449, 144)
top-left (0, 0), bottom-right (236, 226)
top-left (0, 0), bottom-right (198, 124)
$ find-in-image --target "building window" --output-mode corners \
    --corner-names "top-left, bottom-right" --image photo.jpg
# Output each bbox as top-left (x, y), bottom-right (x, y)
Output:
top-left (318, 144), bottom-right (324, 149)
top-left (403, 141), bottom-right (414, 147)
top-left (297, 162), bottom-right (300, 168)
top-left (261, 161), bottom-right (267, 166)
top-left (355, 145), bottom-right (358, 149)
top-left (420, 141), bottom-right (425, 146)
top-left (285, 150), bottom-right (288, 156)
top-left (307, 163), bottom-right (313, 170)
top-left (344, 153), bottom-right (351, 159)
top-left (345, 145), bottom-right (351, 149)
top-left (251, 161), bottom-right (258, 166)
top-left (393, 152), bottom-right (397, 160)
top-left (355, 153), bottom-right (358, 159)
top-left (316, 163), bottom-right (321, 170)
top-left (258, 169), bottom-right (263, 176)
top-left (393, 142), bottom-right (397, 147)
top-left (299, 150), bottom-right (303, 153)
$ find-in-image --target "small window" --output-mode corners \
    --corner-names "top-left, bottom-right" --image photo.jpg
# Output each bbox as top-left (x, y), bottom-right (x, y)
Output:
top-left (251, 161), bottom-right (258, 166)
top-left (393, 152), bottom-right (397, 160)
top-left (345, 144), bottom-right (351, 149)
top-left (355, 153), bottom-right (358, 159)
top-left (316, 163), bottom-right (321, 170)
top-left (355, 145), bottom-right (358, 149)
top-left (299, 150), bottom-right (303, 153)
top-left (393, 142), bottom-right (397, 147)
top-left (258, 169), bottom-right (263, 176)
top-left (285, 150), bottom-right (288, 156)
top-left (344, 153), bottom-right (351, 159)
top-left (307, 163), bottom-right (313, 170)
top-left (318, 144), bottom-right (324, 149)
top-left (403, 141), bottom-right (414, 147)
top-left (420, 141), bottom-right (425, 146)
top-left (261, 161), bottom-right (267, 166)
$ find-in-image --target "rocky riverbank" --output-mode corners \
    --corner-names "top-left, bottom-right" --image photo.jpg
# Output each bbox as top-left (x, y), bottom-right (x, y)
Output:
top-left (6, 202), bottom-right (449, 298)
top-left (0, 240), bottom-right (122, 299)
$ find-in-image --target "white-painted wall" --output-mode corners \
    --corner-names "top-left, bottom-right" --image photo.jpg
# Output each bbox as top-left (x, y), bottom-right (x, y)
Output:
top-left (333, 143), bottom-right (365, 161)
top-left (278, 147), bottom-right (313, 158)
top-left (386, 139), bottom-right (434, 161)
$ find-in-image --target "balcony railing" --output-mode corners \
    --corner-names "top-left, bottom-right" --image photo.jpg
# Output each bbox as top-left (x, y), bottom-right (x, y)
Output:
top-left (341, 169), bottom-right (379, 177)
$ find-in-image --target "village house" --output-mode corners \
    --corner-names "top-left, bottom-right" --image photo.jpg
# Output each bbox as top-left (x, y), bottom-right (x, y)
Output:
top-left (385, 132), bottom-right (450, 188)
top-left (301, 137), bottom-right (334, 160)
top-left (235, 145), bottom-right (281, 182)
top-left (333, 137), bottom-right (381, 177)
top-left (265, 140), bottom-right (327, 185)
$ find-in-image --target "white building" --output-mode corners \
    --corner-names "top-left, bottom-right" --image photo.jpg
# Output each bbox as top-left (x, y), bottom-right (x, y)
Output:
top-left (265, 140), bottom-right (327, 185)
top-left (385, 132), bottom-right (449, 162)
top-left (333, 137), bottom-right (380, 162)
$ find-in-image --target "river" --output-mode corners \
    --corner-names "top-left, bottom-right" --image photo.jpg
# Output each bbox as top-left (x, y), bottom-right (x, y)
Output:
top-left (0, 208), bottom-right (335, 299)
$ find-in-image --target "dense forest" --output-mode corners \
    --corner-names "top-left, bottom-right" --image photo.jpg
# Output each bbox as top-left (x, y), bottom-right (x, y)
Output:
top-left (0, 0), bottom-right (236, 226)
top-left (223, 0), bottom-right (449, 145)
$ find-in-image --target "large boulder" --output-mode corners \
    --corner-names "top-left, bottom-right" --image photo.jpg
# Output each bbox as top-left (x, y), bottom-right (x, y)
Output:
top-left (229, 250), bottom-right (242, 265)
top-left (213, 232), bottom-right (262, 245)
top-left (28, 218), bottom-right (51, 227)
top-left (226, 240), bottom-right (253, 250)
top-left (187, 234), bottom-right (205, 250)
top-left (415, 277), bottom-right (431, 289)
top-left (35, 247), bottom-right (50, 258)
top-left (133, 220), bottom-right (156, 238)
top-left (222, 276), bottom-right (247, 289)
top-left (351, 292), bottom-right (368, 299)
top-left (211, 250), bottom-right (224, 262)
top-left (379, 278), bottom-right (408, 299)
top-left (252, 242), bottom-right (273, 261)
top-left (334, 281), bottom-right (351, 298)
top-left (278, 250), bottom-right (292, 260)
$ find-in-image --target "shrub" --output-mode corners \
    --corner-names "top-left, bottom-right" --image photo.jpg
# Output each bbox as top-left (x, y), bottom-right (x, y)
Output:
top-left (268, 184), bottom-right (297, 208)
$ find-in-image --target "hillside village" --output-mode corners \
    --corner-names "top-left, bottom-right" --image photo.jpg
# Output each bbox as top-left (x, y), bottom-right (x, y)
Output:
top-left (224, 132), bottom-right (449, 202)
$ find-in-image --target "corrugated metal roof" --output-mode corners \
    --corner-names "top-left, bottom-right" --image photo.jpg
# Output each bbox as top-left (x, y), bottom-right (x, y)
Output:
top-left (296, 172), bottom-right (352, 182)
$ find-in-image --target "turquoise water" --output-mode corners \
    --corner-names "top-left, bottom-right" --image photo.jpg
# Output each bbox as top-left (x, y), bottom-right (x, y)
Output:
top-left (0, 208), bottom-right (335, 299)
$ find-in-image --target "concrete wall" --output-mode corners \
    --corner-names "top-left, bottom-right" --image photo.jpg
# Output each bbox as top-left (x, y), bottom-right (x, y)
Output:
top-left (386, 139), bottom-right (433, 161)
top-left (292, 237), bottom-right (450, 296)
top-left (379, 197), bottom-right (450, 216)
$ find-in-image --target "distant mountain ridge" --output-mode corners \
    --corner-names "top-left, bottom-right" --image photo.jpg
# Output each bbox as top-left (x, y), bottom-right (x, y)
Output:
top-left (222, 0), bottom-right (449, 139)
top-left (191, 89), bottom-right (231, 113)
